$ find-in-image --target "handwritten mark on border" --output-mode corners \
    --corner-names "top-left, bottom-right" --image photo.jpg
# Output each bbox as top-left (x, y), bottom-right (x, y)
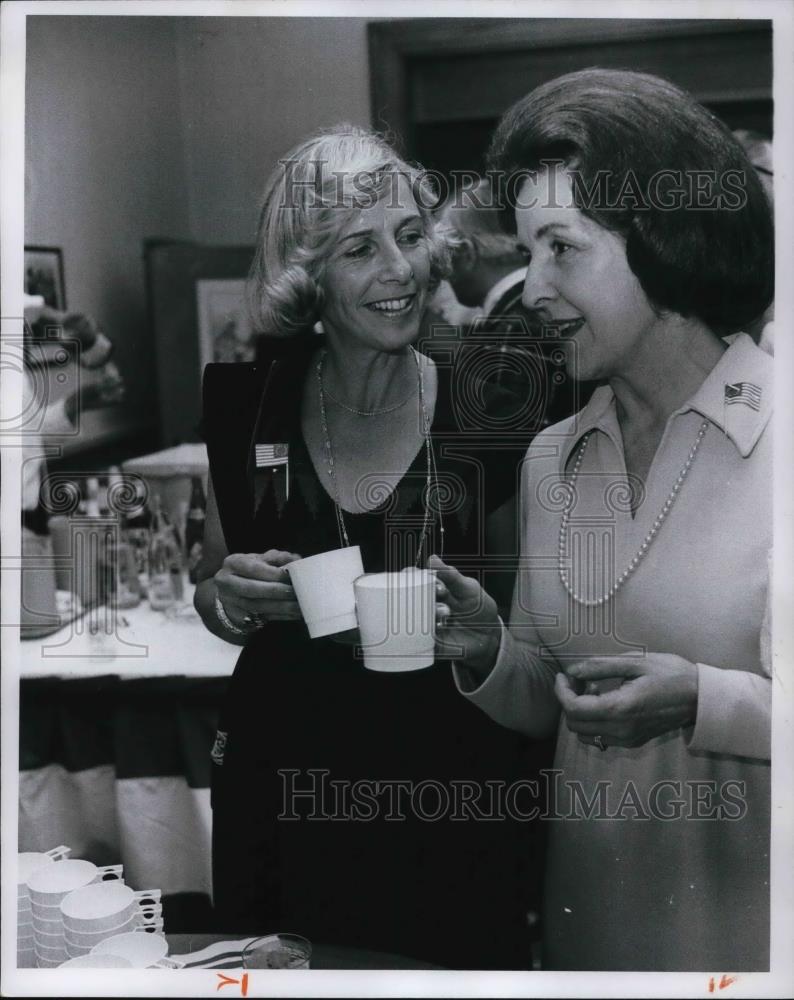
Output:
top-left (708, 974), bottom-right (738, 993)
top-left (216, 972), bottom-right (248, 996)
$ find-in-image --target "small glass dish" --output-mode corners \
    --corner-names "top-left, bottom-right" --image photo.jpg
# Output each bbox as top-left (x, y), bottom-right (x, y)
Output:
top-left (241, 934), bottom-right (311, 969)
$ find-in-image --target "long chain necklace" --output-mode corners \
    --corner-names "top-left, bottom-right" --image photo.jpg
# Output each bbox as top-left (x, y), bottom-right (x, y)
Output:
top-left (559, 420), bottom-right (709, 607)
top-left (316, 347), bottom-right (443, 564)
top-left (323, 385), bottom-right (414, 416)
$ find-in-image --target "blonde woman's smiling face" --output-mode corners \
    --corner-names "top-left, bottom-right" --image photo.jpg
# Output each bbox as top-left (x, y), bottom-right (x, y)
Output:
top-left (319, 174), bottom-right (432, 354)
top-left (516, 165), bottom-right (660, 382)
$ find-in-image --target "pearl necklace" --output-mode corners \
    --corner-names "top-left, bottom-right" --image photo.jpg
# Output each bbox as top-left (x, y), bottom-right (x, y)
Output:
top-left (316, 347), bottom-right (443, 564)
top-left (558, 420), bottom-right (709, 606)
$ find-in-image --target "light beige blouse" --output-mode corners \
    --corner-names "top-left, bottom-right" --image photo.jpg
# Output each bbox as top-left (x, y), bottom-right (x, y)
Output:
top-left (456, 334), bottom-right (773, 970)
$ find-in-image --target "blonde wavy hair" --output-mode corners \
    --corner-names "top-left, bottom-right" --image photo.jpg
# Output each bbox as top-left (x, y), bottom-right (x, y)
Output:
top-left (248, 124), bottom-right (452, 336)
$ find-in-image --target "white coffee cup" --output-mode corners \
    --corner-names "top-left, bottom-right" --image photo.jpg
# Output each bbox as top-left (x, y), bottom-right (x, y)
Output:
top-left (286, 546), bottom-right (364, 638)
top-left (90, 930), bottom-right (168, 967)
top-left (64, 907), bottom-right (160, 948)
top-left (66, 920), bottom-right (163, 958)
top-left (61, 882), bottom-right (161, 934)
top-left (64, 913), bottom-right (163, 958)
top-left (27, 860), bottom-right (123, 906)
top-left (354, 567), bottom-right (436, 672)
top-left (17, 847), bottom-right (71, 903)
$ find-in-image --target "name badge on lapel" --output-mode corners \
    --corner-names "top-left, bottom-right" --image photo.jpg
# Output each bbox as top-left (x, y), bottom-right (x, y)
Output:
top-left (253, 442), bottom-right (290, 514)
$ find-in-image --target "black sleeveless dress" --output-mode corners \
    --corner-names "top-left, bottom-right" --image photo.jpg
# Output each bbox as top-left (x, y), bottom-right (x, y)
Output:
top-left (203, 335), bottom-right (553, 969)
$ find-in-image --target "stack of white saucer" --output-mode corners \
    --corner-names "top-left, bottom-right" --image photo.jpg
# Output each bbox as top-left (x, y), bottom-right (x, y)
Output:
top-left (17, 847), bottom-right (71, 968)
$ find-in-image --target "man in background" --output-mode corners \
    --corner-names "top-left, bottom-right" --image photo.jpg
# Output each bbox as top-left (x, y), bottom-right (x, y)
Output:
top-left (427, 177), bottom-right (594, 434)
top-left (439, 178), bottom-right (528, 324)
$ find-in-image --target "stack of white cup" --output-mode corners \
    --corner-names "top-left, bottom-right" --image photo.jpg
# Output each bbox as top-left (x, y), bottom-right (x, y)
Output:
top-left (17, 847), bottom-right (72, 968)
top-left (28, 859), bottom-right (123, 968)
top-left (61, 882), bottom-right (163, 961)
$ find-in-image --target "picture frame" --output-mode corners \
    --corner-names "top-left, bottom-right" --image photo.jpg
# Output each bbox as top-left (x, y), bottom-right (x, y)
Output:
top-left (24, 245), bottom-right (66, 310)
top-left (144, 240), bottom-right (254, 444)
top-left (196, 277), bottom-right (257, 376)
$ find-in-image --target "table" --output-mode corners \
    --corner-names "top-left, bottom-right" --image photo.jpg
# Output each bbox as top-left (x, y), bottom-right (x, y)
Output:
top-left (19, 594), bottom-right (238, 930)
top-left (167, 934), bottom-right (443, 970)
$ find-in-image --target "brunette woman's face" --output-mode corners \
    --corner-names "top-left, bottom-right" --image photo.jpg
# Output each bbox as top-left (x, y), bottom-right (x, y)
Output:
top-left (516, 165), bottom-right (660, 382)
top-left (319, 174), bottom-right (432, 354)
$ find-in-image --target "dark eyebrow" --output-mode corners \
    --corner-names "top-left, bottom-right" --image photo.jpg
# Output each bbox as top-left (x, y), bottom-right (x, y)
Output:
top-left (535, 222), bottom-right (572, 240)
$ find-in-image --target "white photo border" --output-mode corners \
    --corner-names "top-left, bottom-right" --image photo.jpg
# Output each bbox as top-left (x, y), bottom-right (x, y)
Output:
top-left (2, 1), bottom-right (792, 997)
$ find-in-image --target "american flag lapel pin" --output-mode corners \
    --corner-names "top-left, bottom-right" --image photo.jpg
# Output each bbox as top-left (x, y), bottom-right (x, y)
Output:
top-left (254, 443), bottom-right (289, 499)
top-left (724, 382), bottom-right (762, 412)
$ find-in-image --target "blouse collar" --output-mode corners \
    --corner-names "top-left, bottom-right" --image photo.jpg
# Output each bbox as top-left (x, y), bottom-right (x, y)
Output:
top-left (557, 333), bottom-right (773, 472)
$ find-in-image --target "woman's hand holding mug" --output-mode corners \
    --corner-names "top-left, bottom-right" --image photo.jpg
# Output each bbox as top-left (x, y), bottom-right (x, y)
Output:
top-left (428, 555), bottom-right (502, 682)
top-left (214, 549), bottom-right (303, 628)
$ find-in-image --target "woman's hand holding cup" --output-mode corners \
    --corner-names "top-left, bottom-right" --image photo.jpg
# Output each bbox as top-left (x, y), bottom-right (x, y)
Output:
top-left (428, 555), bottom-right (502, 681)
top-left (214, 549), bottom-right (303, 629)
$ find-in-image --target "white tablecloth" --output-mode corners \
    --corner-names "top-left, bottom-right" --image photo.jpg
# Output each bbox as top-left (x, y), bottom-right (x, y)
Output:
top-left (20, 589), bottom-right (238, 678)
top-left (20, 594), bottom-right (239, 919)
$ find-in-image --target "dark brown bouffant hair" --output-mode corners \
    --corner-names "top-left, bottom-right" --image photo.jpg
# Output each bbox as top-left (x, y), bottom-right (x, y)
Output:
top-left (487, 68), bottom-right (774, 335)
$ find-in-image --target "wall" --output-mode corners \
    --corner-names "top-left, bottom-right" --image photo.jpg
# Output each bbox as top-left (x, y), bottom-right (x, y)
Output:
top-left (173, 16), bottom-right (371, 245)
top-left (25, 16), bottom-right (193, 446)
top-left (24, 14), bottom-right (372, 450)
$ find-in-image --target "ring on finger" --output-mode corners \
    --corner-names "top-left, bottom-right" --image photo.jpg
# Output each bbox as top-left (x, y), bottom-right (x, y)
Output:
top-left (242, 612), bottom-right (268, 629)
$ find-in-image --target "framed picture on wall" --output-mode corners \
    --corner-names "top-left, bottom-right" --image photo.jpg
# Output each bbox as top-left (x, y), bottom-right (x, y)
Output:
top-left (144, 241), bottom-right (255, 444)
top-left (196, 278), bottom-right (257, 377)
top-left (24, 245), bottom-right (66, 310)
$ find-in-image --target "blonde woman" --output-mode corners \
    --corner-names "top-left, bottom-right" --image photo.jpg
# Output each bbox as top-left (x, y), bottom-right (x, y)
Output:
top-left (195, 127), bottom-right (544, 967)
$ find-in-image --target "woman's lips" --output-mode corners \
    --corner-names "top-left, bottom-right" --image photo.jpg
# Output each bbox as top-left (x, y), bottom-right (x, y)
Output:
top-left (365, 294), bottom-right (415, 317)
top-left (546, 316), bottom-right (585, 336)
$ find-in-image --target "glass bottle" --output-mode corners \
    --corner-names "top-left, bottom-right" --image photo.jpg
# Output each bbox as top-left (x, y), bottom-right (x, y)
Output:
top-left (125, 480), bottom-right (152, 595)
top-left (148, 496), bottom-right (175, 611)
top-left (185, 476), bottom-right (207, 585)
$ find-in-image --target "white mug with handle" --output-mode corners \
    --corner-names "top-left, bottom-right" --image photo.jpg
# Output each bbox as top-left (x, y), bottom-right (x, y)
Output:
top-left (61, 883), bottom-right (161, 934)
top-left (28, 860), bottom-right (123, 907)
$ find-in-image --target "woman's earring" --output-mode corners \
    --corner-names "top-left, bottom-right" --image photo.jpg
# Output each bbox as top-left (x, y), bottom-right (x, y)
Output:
top-left (313, 320), bottom-right (325, 334)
